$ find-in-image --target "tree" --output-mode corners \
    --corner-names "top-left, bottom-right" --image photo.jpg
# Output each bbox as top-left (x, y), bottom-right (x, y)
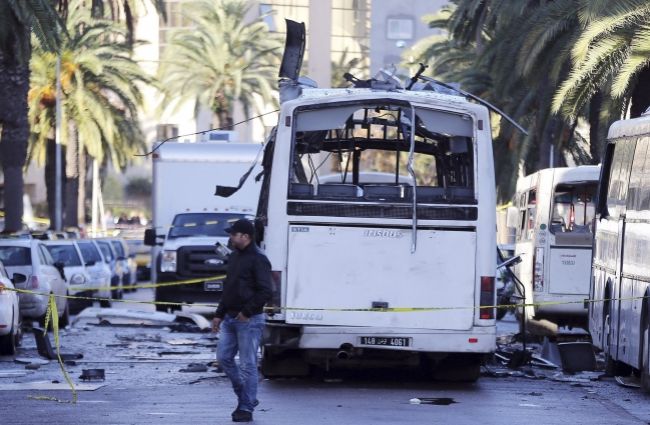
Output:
top-left (28, 0), bottom-right (154, 228)
top-left (0, 1), bottom-right (62, 233)
top-left (406, 0), bottom-right (650, 201)
top-left (158, 0), bottom-right (282, 129)
top-left (0, 0), bottom-right (165, 232)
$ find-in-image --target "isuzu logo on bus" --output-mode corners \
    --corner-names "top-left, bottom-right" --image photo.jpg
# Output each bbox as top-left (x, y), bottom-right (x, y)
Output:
top-left (363, 229), bottom-right (405, 239)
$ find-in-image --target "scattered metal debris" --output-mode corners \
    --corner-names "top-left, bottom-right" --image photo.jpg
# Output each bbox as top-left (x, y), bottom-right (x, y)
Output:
top-left (557, 342), bottom-right (596, 372)
top-left (615, 375), bottom-right (641, 389)
top-left (166, 339), bottom-right (198, 346)
top-left (0, 371), bottom-right (30, 378)
top-left (32, 327), bottom-right (83, 361)
top-left (179, 363), bottom-right (208, 373)
top-left (115, 333), bottom-right (162, 343)
top-left (14, 357), bottom-right (50, 366)
top-left (0, 381), bottom-right (105, 391)
top-left (410, 397), bottom-right (458, 405)
top-left (80, 369), bottom-right (105, 381)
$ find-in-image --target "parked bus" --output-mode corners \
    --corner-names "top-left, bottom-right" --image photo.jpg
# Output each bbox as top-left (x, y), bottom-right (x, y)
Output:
top-left (590, 113), bottom-right (650, 390)
top-left (508, 166), bottom-right (600, 333)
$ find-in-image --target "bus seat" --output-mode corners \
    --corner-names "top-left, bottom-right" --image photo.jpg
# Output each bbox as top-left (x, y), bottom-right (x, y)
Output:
top-left (448, 186), bottom-right (474, 200)
top-left (363, 185), bottom-right (404, 200)
top-left (289, 183), bottom-right (314, 198)
top-left (406, 186), bottom-right (446, 202)
top-left (317, 183), bottom-right (359, 198)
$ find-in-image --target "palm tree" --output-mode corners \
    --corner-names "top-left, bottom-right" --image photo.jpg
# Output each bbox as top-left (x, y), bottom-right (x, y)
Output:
top-left (0, 1), bottom-right (62, 233)
top-left (158, 0), bottom-right (282, 129)
top-left (28, 0), bottom-right (154, 227)
top-left (0, 0), bottom-right (165, 233)
top-left (553, 2), bottom-right (650, 120)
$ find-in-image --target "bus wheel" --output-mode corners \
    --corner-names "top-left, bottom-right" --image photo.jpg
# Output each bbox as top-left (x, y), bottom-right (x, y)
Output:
top-left (431, 354), bottom-right (481, 382)
top-left (640, 307), bottom-right (650, 392)
top-left (261, 348), bottom-right (310, 378)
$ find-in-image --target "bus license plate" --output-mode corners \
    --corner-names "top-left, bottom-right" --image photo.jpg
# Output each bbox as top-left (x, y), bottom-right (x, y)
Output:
top-left (204, 280), bottom-right (223, 291)
top-left (360, 336), bottom-right (410, 347)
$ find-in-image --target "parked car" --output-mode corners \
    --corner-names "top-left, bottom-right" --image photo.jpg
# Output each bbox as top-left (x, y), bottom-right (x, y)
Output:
top-left (92, 239), bottom-right (124, 300)
top-left (126, 239), bottom-right (151, 282)
top-left (43, 240), bottom-right (95, 313)
top-left (0, 238), bottom-right (70, 327)
top-left (0, 261), bottom-right (23, 355)
top-left (108, 238), bottom-right (136, 292)
top-left (76, 240), bottom-right (112, 308)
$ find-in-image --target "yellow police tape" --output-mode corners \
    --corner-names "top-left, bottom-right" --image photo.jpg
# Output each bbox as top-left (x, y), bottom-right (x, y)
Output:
top-left (8, 273), bottom-right (649, 404)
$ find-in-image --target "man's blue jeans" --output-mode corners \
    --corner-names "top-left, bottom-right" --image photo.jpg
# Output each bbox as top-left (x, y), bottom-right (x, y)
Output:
top-left (217, 313), bottom-right (265, 412)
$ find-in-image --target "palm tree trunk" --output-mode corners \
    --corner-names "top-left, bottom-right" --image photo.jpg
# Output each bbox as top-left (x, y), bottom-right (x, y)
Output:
top-left (589, 91), bottom-right (603, 164)
top-left (64, 122), bottom-right (79, 227)
top-left (630, 66), bottom-right (650, 119)
top-left (77, 147), bottom-right (87, 227)
top-left (0, 50), bottom-right (30, 233)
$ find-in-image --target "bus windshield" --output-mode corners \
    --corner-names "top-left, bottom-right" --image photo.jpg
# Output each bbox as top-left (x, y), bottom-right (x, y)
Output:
top-left (288, 103), bottom-right (475, 205)
top-left (550, 182), bottom-right (597, 234)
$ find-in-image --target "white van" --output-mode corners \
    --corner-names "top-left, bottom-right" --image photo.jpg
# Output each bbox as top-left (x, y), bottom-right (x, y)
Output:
top-left (508, 165), bottom-right (600, 332)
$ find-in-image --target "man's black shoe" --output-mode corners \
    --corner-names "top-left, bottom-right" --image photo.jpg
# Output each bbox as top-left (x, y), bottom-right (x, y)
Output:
top-left (231, 409), bottom-right (253, 422)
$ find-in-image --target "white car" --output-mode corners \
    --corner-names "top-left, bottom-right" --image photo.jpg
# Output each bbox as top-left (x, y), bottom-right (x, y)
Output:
top-left (0, 261), bottom-right (22, 355)
top-left (43, 240), bottom-right (95, 314)
top-left (75, 240), bottom-right (112, 308)
top-left (0, 238), bottom-right (70, 327)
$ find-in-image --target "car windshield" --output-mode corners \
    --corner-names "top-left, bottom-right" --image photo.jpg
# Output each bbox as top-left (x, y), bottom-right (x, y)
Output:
top-left (76, 241), bottom-right (103, 263)
top-left (96, 242), bottom-right (114, 261)
top-left (111, 240), bottom-right (126, 257)
top-left (167, 213), bottom-right (251, 239)
top-left (46, 244), bottom-right (82, 267)
top-left (0, 246), bottom-right (32, 266)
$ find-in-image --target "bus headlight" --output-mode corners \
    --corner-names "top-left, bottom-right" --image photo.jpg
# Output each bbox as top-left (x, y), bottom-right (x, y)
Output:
top-left (533, 247), bottom-right (544, 292)
top-left (161, 250), bottom-right (177, 273)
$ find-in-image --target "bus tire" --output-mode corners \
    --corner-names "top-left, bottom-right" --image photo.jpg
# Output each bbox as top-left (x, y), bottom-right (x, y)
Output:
top-left (640, 302), bottom-right (650, 392)
top-left (431, 354), bottom-right (481, 382)
top-left (261, 348), bottom-right (310, 378)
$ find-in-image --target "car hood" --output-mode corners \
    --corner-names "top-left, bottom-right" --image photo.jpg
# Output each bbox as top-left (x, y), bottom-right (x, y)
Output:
top-left (162, 236), bottom-right (229, 250)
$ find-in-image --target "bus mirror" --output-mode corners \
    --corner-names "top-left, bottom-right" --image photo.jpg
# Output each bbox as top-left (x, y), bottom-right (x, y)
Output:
top-left (497, 254), bottom-right (522, 269)
top-left (506, 206), bottom-right (518, 229)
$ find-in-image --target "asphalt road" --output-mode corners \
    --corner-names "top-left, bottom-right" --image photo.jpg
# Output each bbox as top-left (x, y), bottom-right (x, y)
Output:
top-left (1, 289), bottom-right (649, 425)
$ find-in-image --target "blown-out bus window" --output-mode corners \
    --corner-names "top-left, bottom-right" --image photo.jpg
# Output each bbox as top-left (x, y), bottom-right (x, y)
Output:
top-left (287, 102), bottom-right (475, 205)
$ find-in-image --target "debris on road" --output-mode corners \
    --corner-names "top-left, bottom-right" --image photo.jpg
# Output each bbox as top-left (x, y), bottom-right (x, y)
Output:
top-left (179, 363), bottom-right (208, 373)
top-left (80, 369), bottom-right (106, 381)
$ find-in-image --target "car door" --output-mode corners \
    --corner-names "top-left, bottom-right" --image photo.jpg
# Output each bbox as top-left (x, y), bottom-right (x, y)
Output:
top-left (37, 243), bottom-right (68, 311)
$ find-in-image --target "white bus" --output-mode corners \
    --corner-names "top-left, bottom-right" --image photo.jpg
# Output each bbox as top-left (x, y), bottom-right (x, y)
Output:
top-left (508, 166), bottom-right (600, 333)
top-left (253, 83), bottom-right (497, 380)
top-left (590, 113), bottom-right (650, 390)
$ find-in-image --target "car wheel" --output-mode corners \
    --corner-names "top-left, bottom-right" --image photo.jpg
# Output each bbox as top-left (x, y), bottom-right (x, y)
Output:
top-left (59, 297), bottom-right (70, 328)
top-left (0, 310), bottom-right (17, 356)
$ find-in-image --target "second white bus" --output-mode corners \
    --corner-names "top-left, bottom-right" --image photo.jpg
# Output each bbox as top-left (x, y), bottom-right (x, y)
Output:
top-left (508, 165), bottom-right (600, 333)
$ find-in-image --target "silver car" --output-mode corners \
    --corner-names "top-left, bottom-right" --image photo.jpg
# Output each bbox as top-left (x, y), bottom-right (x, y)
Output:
top-left (43, 240), bottom-right (95, 314)
top-left (0, 238), bottom-right (70, 327)
top-left (75, 240), bottom-right (112, 308)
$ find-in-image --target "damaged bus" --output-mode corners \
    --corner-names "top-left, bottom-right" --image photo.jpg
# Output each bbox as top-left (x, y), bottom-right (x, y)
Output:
top-left (246, 21), bottom-right (498, 381)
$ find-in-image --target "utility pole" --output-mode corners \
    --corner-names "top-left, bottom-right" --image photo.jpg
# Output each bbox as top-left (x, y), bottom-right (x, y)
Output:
top-left (54, 56), bottom-right (63, 231)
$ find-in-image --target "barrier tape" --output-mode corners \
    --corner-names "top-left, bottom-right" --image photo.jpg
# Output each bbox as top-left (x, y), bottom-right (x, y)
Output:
top-left (8, 274), bottom-right (648, 404)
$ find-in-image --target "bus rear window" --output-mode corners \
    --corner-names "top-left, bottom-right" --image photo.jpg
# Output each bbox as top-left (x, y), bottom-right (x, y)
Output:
top-left (550, 183), bottom-right (597, 234)
top-left (288, 103), bottom-right (475, 205)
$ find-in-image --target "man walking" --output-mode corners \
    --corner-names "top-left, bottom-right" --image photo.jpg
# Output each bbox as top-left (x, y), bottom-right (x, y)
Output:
top-left (213, 219), bottom-right (272, 423)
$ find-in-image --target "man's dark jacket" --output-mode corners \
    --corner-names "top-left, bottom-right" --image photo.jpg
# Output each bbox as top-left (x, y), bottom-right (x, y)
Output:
top-left (215, 243), bottom-right (272, 319)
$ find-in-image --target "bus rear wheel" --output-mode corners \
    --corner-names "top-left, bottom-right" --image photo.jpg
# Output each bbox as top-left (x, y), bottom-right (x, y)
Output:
top-left (640, 307), bottom-right (650, 392)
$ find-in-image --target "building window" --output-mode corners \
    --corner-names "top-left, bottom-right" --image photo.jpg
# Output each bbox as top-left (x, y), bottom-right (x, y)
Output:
top-left (156, 124), bottom-right (179, 141)
top-left (386, 17), bottom-right (414, 40)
